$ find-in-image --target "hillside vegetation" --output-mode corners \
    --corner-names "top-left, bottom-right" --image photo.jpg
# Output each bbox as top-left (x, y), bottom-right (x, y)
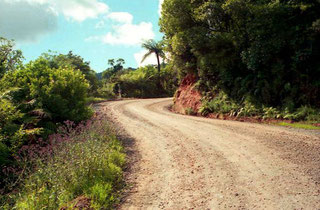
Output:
top-left (160, 0), bottom-right (320, 121)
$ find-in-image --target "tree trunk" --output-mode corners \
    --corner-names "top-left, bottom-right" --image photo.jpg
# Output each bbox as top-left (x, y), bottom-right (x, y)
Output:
top-left (156, 53), bottom-right (161, 89)
top-left (156, 53), bottom-right (161, 75)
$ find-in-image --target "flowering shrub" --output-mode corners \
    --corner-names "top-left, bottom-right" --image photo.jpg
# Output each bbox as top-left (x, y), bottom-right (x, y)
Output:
top-left (0, 57), bottom-right (93, 179)
top-left (1, 114), bottom-right (125, 209)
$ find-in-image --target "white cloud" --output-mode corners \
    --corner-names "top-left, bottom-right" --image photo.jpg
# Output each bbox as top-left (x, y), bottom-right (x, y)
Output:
top-left (3, 0), bottom-right (109, 22)
top-left (87, 12), bottom-right (155, 46)
top-left (0, 0), bottom-right (58, 42)
top-left (0, 0), bottom-right (109, 42)
top-left (107, 12), bottom-right (133, 24)
top-left (158, 0), bottom-right (164, 16)
top-left (134, 49), bottom-right (163, 67)
top-left (102, 22), bottom-right (154, 46)
top-left (52, 0), bottom-right (109, 22)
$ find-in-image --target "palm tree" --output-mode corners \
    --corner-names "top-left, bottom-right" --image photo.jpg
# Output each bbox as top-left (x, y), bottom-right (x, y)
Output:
top-left (141, 39), bottom-right (165, 75)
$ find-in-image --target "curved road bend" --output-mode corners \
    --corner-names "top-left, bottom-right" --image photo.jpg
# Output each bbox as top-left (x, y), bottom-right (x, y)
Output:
top-left (98, 98), bottom-right (320, 209)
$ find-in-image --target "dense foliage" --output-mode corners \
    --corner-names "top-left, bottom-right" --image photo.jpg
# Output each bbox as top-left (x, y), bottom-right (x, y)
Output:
top-left (0, 99), bottom-right (32, 167)
top-left (98, 59), bottom-right (177, 98)
top-left (98, 58), bottom-right (134, 98)
top-left (160, 0), bottom-right (320, 110)
top-left (118, 65), bottom-right (177, 98)
top-left (0, 57), bottom-right (92, 135)
top-left (199, 90), bottom-right (320, 121)
top-left (43, 51), bottom-right (99, 96)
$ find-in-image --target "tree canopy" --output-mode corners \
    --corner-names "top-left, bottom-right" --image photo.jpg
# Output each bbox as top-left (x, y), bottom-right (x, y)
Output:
top-left (141, 39), bottom-right (165, 74)
top-left (102, 58), bottom-right (126, 80)
top-left (160, 0), bottom-right (320, 108)
top-left (41, 51), bottom-right (99, 95)
top-left (0, 37), bottom-right (23, 78)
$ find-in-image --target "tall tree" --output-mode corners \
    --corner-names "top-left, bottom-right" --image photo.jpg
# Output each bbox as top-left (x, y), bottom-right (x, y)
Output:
top-left (102, 58), bottom-right (126, 79)
top-left (0, 37), bottom-right (23, 78)
top-left (141, 39), bottom-right (165, 75)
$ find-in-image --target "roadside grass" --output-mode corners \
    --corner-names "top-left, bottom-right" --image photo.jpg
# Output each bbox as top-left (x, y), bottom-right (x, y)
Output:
top-left (277, 122), bottom-right (320, 130)
top-left (1, 115), bottom-right (125, 209)
top-left (86, 97), bottom-right (109, 104)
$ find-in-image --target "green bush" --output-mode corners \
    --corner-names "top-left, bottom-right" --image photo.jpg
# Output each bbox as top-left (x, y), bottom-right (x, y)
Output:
top-left (0, 99), bottom-right (24, 159)
top-left (237, 100), bottom-right (260, 117)
top-left (291, 106), bottom-right (320, 121)
top-left (0, 98), bottom-right (42, 168)
top-left (200, 92), bottom-right (239, 116)
top-left (262, 107), bottom-right (281, 120)
top-left (97, 82), bottom-right (117, 99)
top-left (0, 57), bottom-right (93, 123)
top-left (42, 51), bottom-right (99, 96)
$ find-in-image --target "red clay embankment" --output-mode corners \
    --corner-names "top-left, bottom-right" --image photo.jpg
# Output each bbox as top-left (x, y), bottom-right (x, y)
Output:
top-left (173, 74), bottom-right (202, 114)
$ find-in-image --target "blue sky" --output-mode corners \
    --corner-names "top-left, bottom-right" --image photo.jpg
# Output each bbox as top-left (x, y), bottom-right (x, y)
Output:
top-left (0, 0), bottom-right (164, 72)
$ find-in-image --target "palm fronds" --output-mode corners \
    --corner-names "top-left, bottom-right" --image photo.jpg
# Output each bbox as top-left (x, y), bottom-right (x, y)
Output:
top-left (140, 39), bottom-right (165, 65)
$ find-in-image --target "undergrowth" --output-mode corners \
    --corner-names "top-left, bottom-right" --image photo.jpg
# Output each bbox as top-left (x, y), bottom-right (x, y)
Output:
top-left (199, 91), bottom-right (320, 123)
top-left (1, 114), bottom-right (125, 209)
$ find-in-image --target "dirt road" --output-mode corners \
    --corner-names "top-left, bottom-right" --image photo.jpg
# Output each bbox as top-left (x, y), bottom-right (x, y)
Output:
top-left (98, 98), bottom-right (320, 209)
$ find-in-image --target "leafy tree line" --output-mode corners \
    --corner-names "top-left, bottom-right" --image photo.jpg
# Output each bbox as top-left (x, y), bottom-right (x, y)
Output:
top-left (97, 41), bottom-right (177, 99)
top-left (99, 62), bottom-right (177, 98)
top-left (160, 0), bottom-right (320, 115)
top-left (118, 64), bottom-right (177, 98)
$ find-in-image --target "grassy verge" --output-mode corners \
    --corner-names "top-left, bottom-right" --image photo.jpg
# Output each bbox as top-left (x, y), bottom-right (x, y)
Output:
top-left (1, 114), bottom-right (125, 209)
top-left (86, 97), bottom-right (110, 104)
top-left (278, 122), bottom-right (320, 130)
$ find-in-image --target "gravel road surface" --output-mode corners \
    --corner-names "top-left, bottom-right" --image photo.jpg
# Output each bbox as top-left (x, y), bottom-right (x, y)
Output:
top-left (97, 98), bottom-right (320, 209)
